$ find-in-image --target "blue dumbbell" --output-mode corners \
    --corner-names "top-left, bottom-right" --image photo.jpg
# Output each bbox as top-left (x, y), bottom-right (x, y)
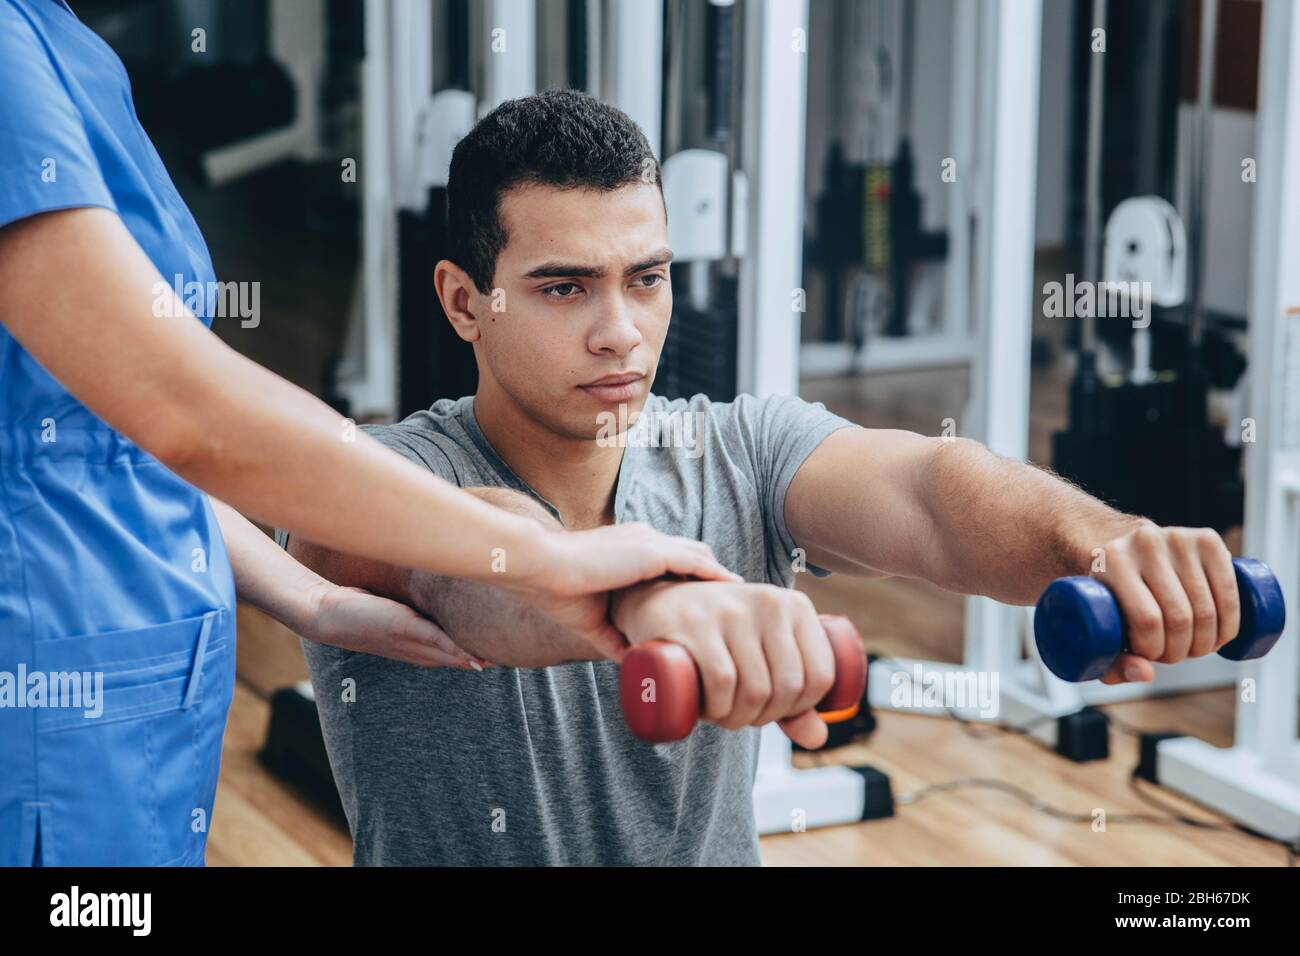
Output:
top-left (1034, 557), bottom-right (1287, 682)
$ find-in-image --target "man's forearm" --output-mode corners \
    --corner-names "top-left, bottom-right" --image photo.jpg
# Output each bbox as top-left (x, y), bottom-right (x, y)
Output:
top-left (404, 569), bottom-right (603, 667)
top-left (288, 487), bottom-right (601, 667)
top-left (920, 438), bottom-right (1146, 604)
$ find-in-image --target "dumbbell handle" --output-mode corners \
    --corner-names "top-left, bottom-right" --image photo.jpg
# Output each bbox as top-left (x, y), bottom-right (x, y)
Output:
top-left (619, 614), bottom-right (868, 744)
top-left (1034, 557), bottom-right (1287, 683)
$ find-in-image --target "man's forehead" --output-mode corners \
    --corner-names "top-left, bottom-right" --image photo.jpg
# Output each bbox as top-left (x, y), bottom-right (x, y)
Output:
top-left (497, 182), bottom-right (667, 262)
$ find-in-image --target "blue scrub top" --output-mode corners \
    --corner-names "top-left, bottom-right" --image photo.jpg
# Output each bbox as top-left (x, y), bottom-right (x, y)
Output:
top-left (0, 0), bottom-right (237, 865)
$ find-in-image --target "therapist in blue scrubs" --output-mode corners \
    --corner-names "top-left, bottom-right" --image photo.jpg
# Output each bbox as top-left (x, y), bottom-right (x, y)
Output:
top-left (0, 0), bottom-right (732, 866)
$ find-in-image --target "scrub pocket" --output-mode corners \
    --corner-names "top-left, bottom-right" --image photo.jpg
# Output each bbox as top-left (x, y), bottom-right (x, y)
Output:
top-left (27, 608), bottom-right (235, 866)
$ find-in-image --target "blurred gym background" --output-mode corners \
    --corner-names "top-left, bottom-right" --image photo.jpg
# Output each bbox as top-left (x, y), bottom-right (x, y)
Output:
top-left (67, 0), bottom-right (1291, 864)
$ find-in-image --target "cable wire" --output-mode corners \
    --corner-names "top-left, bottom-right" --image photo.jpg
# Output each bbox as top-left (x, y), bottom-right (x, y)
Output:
top-left (836, 653), bottom-right (1300, 862)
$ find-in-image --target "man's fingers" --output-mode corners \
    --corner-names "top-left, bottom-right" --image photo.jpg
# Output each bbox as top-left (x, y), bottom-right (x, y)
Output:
top-left (1100, 552), bottom-right (1166, 662)
top-left (778, 710), bottom-right (828, 750)
top-left (693, 632), bottom-right (739, 724)
top-left (1123, 528), bottom-right (1190, 660)
top-left (1099, 652), bottom-right (1155, 685)
top-left (789, 601), bottom-right (836, 715)
top-left (1167, 530), bottom-right (1219, 659)
top-left (1140, 552), bottom-right (1196, 664)
top-left (1197, 531), bottom-right (1241, 648)
top-left (754, 609), bottom-right (803, 726)
top-left (719, 626), bottom-right (770, 729)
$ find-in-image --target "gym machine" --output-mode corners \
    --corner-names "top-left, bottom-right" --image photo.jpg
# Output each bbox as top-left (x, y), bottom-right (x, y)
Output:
top-left (1050, 0), bottom-right (1246, 533)
top-left (800, 0), bottom-right (973, 379)
top-left (655, 0), bottom-right (743, 402)
top-left (805, 1), bottom-right (950, 359)
top-left (1149, 0), bottom-right (1300, 846)
top-left (197, 0), bottom-right (327, 187)
top-left (863, 0), bottom-right (1254, 768)
top-left (745, 0), bottom-right (1052, 834)
top-left (819, 0), bottom-right (1299, 849)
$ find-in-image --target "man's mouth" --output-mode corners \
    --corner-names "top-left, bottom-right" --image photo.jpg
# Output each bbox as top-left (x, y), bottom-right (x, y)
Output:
top-left (578, 372), bottom-right (646, 402)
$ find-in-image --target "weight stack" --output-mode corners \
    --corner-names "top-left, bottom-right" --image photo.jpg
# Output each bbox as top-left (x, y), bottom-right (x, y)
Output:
top-left (1051, 367), bottom-right (1243, 531)
top-left (656, 274), bottom-right (738, 402)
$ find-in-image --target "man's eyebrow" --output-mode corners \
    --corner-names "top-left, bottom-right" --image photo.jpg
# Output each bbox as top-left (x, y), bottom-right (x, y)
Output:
top-left (520, 249), bottom-right (674, 281)
top-left (624, 249), bottom-right (674, 275)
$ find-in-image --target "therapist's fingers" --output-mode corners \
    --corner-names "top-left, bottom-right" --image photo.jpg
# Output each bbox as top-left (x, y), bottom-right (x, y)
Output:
top-left (400, 614), bottom-right (492, 670)
top-left (313, 587), bottom-right (489, 670)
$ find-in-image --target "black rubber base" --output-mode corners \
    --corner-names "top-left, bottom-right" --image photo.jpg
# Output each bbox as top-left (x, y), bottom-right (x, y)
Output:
top-left (1056, 706), bottom-right (1111, 762)
top-left (849, 765), bottom-right (896, 821)
top-left (1135, 731), bottom-right (1186, 783)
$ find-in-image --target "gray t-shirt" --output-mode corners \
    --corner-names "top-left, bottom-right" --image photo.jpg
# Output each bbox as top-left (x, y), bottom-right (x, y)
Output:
top-left (287, 392), bottom-right (851, 865)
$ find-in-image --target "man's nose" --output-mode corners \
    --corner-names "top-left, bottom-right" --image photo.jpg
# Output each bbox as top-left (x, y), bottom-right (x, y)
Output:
top-left (588, 295), bottom-right (644, 355)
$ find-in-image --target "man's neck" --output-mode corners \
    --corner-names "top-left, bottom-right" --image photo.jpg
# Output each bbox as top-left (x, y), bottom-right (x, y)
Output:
top-left (472, 383), bottom-right (625, 530)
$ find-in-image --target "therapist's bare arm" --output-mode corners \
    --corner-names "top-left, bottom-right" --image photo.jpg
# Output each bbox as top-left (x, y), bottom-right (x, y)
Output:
top-left (0, 207), bottom-right (732, 619)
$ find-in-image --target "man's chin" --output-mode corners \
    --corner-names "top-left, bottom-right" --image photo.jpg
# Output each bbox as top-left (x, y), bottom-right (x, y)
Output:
top-left (573, 394), bottom-right (651, 444)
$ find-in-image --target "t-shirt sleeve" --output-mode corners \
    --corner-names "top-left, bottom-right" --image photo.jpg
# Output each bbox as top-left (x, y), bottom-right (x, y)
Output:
top-left (358, 420), bottom-right (465, 485)
top-left (733, 392), bottom-right (855, 579)
top-left (0, 4), bottom-right (117, 230)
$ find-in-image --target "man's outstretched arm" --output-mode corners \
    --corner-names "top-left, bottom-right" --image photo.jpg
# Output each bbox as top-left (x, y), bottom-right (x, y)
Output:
top-left (784, 428), bottom-right (1241, 684)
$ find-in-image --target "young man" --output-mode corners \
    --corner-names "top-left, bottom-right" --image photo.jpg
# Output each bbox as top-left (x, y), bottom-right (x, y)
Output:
top-left (284, 90), bottom-right (1242, 866)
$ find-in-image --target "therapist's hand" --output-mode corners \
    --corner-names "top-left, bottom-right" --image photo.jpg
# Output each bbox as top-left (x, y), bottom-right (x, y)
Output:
top-left (298, 581), bottom-right (488, 670)
top-left (516, 524), bottom-right (742, 660)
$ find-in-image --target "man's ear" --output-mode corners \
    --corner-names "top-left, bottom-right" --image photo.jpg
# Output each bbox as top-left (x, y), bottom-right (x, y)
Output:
top-left (434, 259), bottom-right (484, 343)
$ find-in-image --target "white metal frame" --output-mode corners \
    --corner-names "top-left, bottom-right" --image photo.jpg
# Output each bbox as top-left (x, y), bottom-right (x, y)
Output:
top-left (334, 0), bottom-right (401, 419)
top-left (604, 0), bottom-right (663, 160)
top-left (339, 0), bottom-right (546, 419)
top-left (737, 0), bottom-right (807, 399)
top-left (1153, 0), bottom-right (1300, 845)
top-left (483, 0), bottom-right (537, 110)
top-left (736, 0), bottom-right (874, 834)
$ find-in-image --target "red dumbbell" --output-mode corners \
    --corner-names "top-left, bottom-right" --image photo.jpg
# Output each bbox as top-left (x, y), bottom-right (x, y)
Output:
top-left (619, 613), bottom-right (868, 744)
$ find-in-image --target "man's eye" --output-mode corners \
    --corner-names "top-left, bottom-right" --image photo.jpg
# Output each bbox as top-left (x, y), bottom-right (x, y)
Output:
top-left (543, 282), bottom-right (581, 298)
top-left (635, 274), bottom-right (666, 289)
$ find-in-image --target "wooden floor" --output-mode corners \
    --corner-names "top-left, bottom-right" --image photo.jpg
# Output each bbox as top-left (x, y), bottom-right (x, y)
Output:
top-left (187, 164), bottom-right (1289, 866)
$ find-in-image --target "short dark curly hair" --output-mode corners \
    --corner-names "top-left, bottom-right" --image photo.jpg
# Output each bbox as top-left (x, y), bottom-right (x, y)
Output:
top-left (446, 89), bottom-right (662, 294)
